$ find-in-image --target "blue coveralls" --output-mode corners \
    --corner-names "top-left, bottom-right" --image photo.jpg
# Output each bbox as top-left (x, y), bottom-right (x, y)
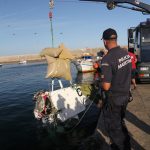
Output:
top-left (101, 46), bottom-right (132, 150)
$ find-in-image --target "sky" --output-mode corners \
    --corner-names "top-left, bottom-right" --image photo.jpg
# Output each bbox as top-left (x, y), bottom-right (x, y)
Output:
top-left (0, 0), bottom-right (149, 56)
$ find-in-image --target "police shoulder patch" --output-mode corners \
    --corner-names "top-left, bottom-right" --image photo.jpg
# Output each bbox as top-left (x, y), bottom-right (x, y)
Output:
top-left (101, 63), bottom-right (109, 66)
top-left (101, 75), bottom-right (104, 78)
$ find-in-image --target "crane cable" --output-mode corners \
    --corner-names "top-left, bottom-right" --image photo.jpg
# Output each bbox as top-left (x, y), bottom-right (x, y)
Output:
top-left (49, 0), bottom-right (54, 48)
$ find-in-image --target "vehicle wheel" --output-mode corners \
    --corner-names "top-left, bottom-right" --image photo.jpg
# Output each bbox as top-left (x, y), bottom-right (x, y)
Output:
top-left (136, 78), bottom-right (140, 84)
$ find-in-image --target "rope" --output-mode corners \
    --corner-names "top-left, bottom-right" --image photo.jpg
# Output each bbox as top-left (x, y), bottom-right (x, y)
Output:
top-left (67, 97), bottom-right (94, 133)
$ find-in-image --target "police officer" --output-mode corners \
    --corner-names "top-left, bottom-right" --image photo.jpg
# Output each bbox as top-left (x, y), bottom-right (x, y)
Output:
top-left (100, 28), bottom-right (132, 150)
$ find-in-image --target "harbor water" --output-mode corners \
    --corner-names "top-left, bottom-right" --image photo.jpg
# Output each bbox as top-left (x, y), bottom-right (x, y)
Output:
top-left (0, 62), bottom-right (100, 150)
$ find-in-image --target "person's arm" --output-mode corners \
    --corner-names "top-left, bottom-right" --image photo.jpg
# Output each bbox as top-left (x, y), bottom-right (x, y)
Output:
top-left (134, 54), bottom-right (137, 63)
top-left (102, 82), bottom-right (111, 91)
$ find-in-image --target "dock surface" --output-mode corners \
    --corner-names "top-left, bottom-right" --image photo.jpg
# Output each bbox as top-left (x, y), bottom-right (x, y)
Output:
top-left (126, 84), bottom-right (150, 150)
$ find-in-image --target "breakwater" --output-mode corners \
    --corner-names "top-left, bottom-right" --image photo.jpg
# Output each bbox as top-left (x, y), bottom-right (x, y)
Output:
top-left (0, 46), bottom-right (127, 64)
top-left (0, 54), bottom-right (45, 64)
top-left (0, 50), bottom-right (99, 64)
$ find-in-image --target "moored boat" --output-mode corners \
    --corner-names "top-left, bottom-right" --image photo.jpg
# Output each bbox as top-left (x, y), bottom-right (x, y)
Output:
top-left (19, 60), bottom-right (27, 64)
top-left (73, 54), bottom-right (96, 73)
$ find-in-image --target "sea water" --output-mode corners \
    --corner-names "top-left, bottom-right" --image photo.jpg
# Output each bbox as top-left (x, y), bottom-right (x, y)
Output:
top-left (0, 62), bottom-right (99, 150)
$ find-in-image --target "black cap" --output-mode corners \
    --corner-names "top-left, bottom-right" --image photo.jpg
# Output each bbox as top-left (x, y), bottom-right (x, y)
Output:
top-left (102, 28), bottom-right (117, 40)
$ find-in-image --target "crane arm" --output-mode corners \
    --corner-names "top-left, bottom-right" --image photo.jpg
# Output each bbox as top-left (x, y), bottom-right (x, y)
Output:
top-left (80, 0), bottom-right (150, 13)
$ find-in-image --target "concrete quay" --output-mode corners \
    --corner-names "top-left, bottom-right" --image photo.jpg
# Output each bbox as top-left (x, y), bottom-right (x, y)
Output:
top-left (126, 84), bottom-right (150, 150)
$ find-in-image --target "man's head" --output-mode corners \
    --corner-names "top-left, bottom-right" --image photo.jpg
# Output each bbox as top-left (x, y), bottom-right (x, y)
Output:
top-left (101, 28), bottom-right (118, 50)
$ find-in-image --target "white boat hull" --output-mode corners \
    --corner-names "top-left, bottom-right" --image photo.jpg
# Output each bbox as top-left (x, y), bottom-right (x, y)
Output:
top-left (76, 72), bottom-right (95, 84)
top-left (74, 60), bottom-right (95, 73)
top-left (49, 86), bottom-right (86, 122)
top-left (33, 85), bottom-right (87, 123)
top-left (19, 60), bottom-right (27, 64)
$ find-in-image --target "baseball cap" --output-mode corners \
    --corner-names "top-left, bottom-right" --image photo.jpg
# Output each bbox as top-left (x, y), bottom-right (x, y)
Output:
top-left (102, 28), bottom-right (117, 40)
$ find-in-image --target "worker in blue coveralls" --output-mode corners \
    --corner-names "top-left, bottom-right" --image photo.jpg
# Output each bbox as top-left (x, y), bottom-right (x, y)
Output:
top-left (100, 28), bottom-right (132, 150)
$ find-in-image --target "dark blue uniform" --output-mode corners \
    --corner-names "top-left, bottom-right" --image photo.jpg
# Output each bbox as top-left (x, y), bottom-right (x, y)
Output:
top-left (101, 46), bottom-right (132, 150)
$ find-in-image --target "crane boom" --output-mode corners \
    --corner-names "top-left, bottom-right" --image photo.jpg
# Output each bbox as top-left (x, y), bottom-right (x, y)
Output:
top-left (80, 0), bottom-right (150, 13)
